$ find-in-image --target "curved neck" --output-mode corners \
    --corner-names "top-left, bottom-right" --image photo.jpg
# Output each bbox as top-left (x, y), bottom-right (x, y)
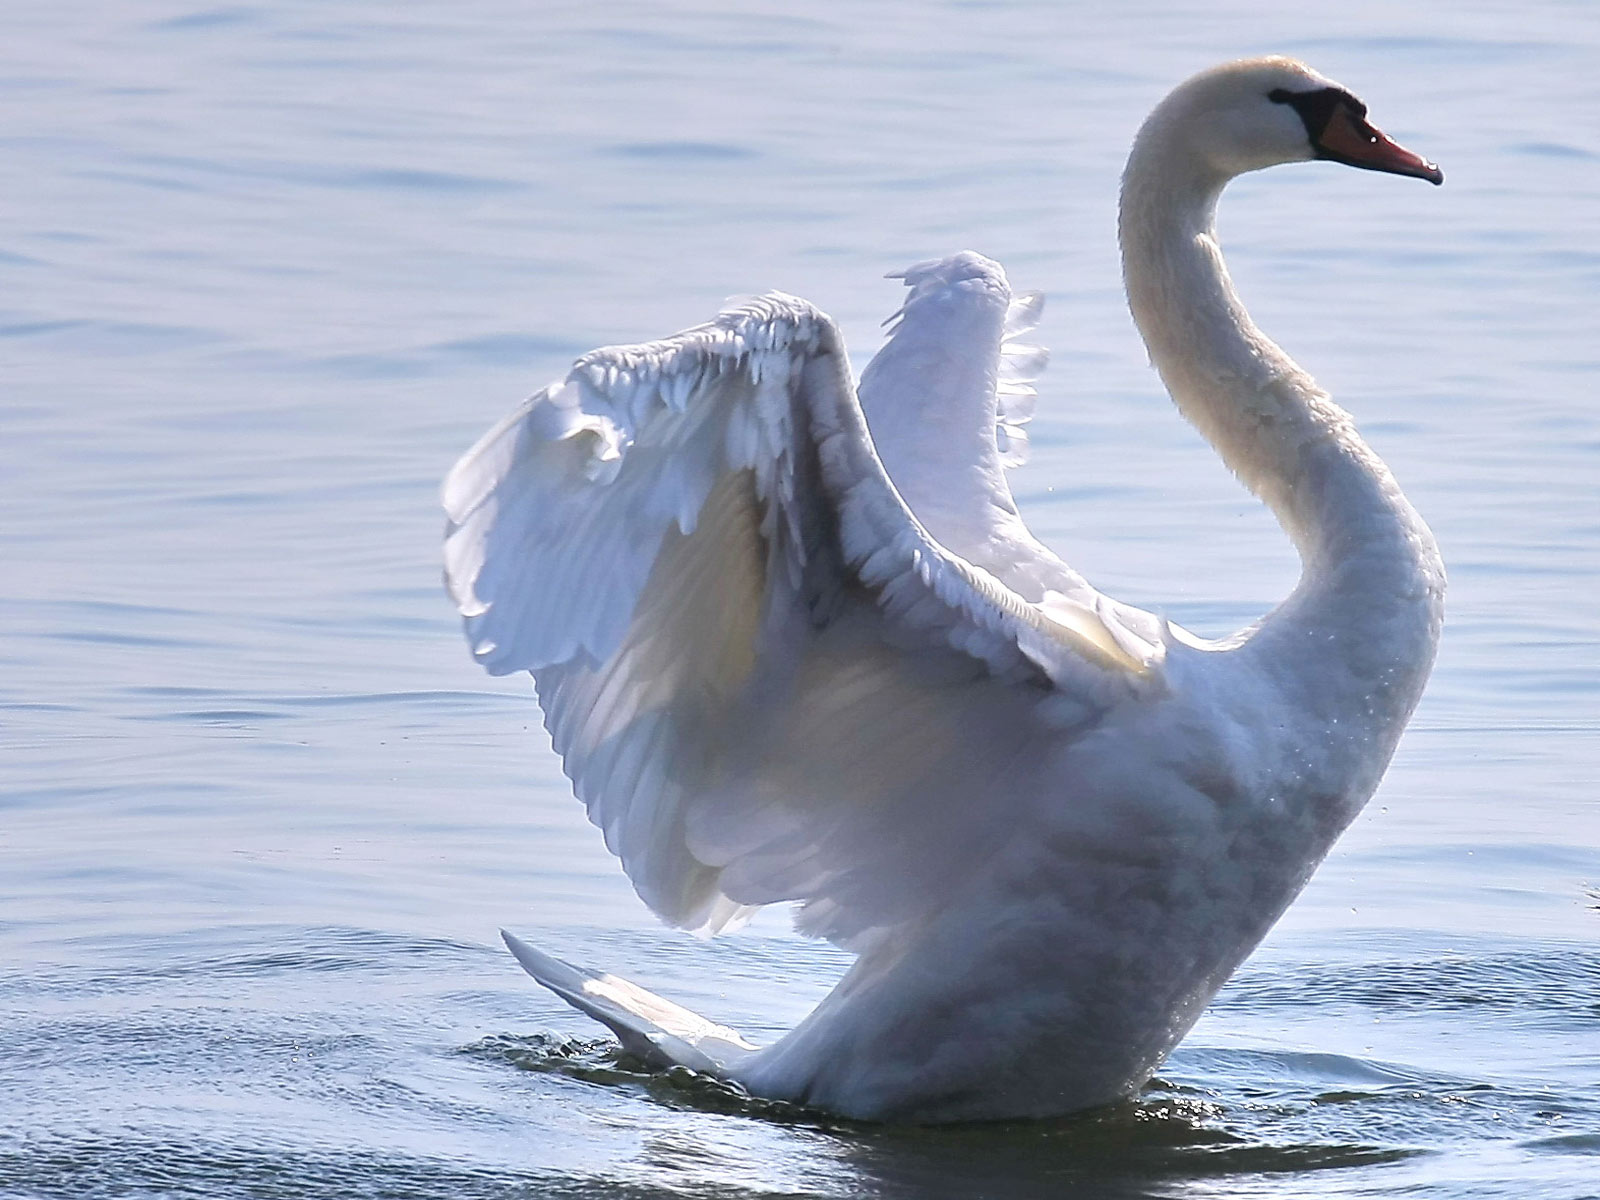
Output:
top-left (1118, 123), bottom-right (1444, 711)
top-left (1119, 131), bottom-right (1434, 581)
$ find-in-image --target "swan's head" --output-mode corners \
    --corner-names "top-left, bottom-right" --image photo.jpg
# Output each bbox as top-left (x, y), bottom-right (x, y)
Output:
top-left (1145, 56), bottom-right (1442, 186)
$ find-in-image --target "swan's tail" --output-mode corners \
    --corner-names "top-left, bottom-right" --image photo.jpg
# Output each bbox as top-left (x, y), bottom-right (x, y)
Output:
top-left (501, 930), bottom-right (760, 1075)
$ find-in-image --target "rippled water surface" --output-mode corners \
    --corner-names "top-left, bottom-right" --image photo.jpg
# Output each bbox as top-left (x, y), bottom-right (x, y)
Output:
top-left (3, 2), bottom-right (1597, 1197)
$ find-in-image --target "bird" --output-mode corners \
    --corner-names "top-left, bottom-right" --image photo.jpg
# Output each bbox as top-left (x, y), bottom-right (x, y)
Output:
top-left (441, 56), bottom-right (1446, 1124)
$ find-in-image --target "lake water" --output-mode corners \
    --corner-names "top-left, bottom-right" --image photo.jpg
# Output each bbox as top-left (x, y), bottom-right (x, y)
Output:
top-left (3, 2), bottom-right (1597, 1197)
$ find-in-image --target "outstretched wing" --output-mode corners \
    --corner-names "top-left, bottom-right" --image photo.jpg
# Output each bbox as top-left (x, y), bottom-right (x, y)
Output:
top-left (864, 252), bottom-right (1047, 476)
top-left (443, 289), bottom-right (1165, 948)
top-left (857, 252), bottom-right (1173, 648)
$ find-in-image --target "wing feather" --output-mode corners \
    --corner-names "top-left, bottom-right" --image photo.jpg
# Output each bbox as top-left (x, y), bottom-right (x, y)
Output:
top-left (444, 288), bottom-right (1165, 944)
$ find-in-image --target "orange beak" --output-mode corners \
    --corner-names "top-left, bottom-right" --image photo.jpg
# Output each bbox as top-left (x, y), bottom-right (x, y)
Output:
top-left (1319, 106), bottom-right (1443, 185)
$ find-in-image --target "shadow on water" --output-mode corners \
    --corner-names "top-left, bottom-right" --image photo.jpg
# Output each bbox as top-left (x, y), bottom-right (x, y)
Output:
top-left (463, 1034), bottom-right (1415, 1200)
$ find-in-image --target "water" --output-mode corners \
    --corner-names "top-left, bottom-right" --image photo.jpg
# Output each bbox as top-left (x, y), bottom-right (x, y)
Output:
top-left (3, 1), bottom-right (1597, 1196)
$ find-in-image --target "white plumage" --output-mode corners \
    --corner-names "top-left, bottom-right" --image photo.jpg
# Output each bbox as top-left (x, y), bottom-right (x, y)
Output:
top-left (444, 57), bottom-right (1445, 1122)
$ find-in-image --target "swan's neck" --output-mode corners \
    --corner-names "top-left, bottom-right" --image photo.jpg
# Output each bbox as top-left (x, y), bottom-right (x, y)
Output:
top-left (1120, 152), bottom-right (1339, 560)
top-left (1119, 129), bottom-right (1444, 700)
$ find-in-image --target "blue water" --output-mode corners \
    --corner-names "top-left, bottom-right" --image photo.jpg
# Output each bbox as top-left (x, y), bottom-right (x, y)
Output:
top-left (3, 2), bottom-right (1597, 1196)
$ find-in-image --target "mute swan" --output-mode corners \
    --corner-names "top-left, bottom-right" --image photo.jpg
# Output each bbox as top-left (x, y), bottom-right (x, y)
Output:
top-left (442, 56), bottom-right (1445, 1123)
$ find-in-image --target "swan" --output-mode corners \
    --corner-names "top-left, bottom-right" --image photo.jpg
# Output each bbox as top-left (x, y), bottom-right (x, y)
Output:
top-left (442, 56), bottom-right (1445, 1123)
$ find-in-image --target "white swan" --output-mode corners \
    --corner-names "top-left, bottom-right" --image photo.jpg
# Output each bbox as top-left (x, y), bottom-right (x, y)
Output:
top-left (442, 56), bottom-right (1445, 1123)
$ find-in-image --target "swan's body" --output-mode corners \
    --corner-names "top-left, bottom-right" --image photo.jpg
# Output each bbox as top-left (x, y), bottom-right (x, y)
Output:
top-left (444, 57), bottom-right (1445, 1123)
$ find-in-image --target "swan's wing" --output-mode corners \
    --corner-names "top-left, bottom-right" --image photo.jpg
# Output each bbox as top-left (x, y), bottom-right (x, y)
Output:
top-left (854, 253), bottom-right (1046, 576)
top-left (857, 253), bottom-right (1171, 653)
top-left (443, 293), bottom-right (1166, 948)
top-left (867, 252), bottom-right (1047, 471)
